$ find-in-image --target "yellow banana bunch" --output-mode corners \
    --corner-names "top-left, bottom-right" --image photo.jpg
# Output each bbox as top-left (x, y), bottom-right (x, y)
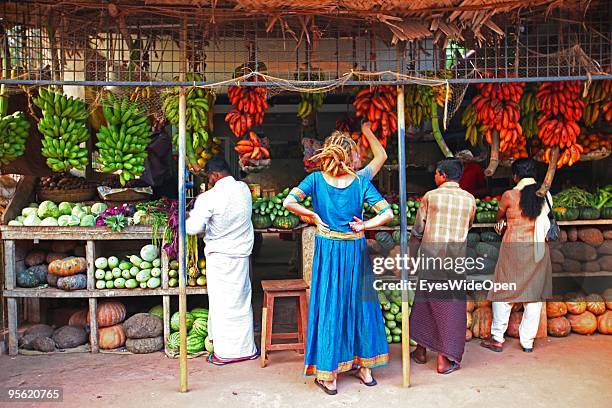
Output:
top-left (432, 84), bottom-right (452, 107)
top-left (461, 104), bottom-right (479, 146)
top-left (297, 92), bottom-right (324, 120)
top-left (129, 86), bottom-right (152, 103)
top-left (404, 85), bottom-right (433, 128)
top-left (583, 80), bottom-right (612, 126)
top-left (519, 85), bottom-right (539, 139)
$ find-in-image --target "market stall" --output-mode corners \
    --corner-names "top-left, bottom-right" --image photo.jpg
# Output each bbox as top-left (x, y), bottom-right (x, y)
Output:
top-left (0, 0), bottom-right (610, 391)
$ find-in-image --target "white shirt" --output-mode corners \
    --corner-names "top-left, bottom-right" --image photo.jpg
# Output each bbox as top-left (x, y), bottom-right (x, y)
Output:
top-left (186, 176), bottom-right (254, 257)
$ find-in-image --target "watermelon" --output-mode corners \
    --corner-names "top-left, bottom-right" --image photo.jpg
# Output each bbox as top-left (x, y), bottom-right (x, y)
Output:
top-left (186, 334), bottom-right (205, 353)
top-left (480, 231), bottom-right (501, 243)
top-left (392, 230), bottom-right (401, 243)
top-left (167, 332), bottom-right (180, 351)
top-left (375, 231), bottom-right (395, 252)
top-left (170, 311), bottom-right (194, 332)
top-left (190, 308), bottom-right (209, 320)
top-left (148, 305), bottom-right (163, 319)
top-left (190, 318), bottom-right (208, 338)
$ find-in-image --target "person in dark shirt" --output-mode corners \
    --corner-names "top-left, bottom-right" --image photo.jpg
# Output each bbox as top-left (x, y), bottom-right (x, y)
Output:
top-left (456, 150), bottom-right (486, 197)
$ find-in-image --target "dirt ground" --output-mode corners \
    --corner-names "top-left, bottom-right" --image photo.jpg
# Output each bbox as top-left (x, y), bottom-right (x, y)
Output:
top-left (1, 335), bottom-right (611, 408)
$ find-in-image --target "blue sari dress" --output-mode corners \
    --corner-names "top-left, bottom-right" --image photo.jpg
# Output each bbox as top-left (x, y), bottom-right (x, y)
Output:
top-left (289, 171), bottom-right (390, 381)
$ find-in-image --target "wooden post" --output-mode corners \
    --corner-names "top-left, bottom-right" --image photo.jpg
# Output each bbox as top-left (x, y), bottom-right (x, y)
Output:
top-left (88, 298), bottom-right (99, 353)
top-left (177, 16), bottom-right (190, 392)
top-left (4, 240), bottom-right (18, 355)
top-left (86, 241), bottom-right (96, 290)
top-left (397, 85), bottom-right (410, 387)
top-left (7, 298), bottom-right (18, 356)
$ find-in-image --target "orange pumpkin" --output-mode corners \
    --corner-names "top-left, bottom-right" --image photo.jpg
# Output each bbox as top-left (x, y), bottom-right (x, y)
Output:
top-left (601, 288), bottom-right (612, 310)
top-left (546, 301), bottom-right (567, 318)
top-left (68, 310), bottom-right (88, 327)
top-left (506, 311), bottom-right (523, 338)
top-left (565, 296), bottom-right (587, 315)
top-left (585, 294), bottom-right (606, 316)
top-left (88, 300), bottom-right (126, 328)
top-left (567, 311), bottom-right (597, 335)
top-left (597, 311), bottom-right (612, 334)
top-left (98, 324), bottom-right (126, 349)
top-left (466, 295), bottom-right (475, 313)
top-left (547, 316), bottom-right (571, 337)
top-left (48, 257), bottom-right (87, 277)
top-left (473, 292), bottom-right (492, 309)
top-left (471, 307), bottom-right (493, 339)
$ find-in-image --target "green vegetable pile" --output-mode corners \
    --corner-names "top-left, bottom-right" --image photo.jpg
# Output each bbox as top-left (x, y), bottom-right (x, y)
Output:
top-left (34, 88), bottom-right (90, 172)
top-left (97, 94), bottom-right (152, 185)
top-left (593, 185), bottom-right (611, 209)
top-left (94, 244), bottom-right (161, 290)
top-left (553, 187), bottom-right (596, 208)
top-left (167, 307), bottom-right (213, 354)
top-left (8, 201), bottom-right (102, 227)
top-left (252, 188), bottom-right (300, 228)
top-left (378, 289), bottom-right (416, 345)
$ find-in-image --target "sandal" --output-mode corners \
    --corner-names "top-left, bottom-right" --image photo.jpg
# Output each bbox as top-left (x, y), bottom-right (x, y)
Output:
top-left (410, 350), bottom-right (427, 364)
top-left (480, 339), bottom-right (503, 353)
top-left (438, 361), bottom-right (460, 375)
top-left (352, 369), bottom-right (377, 387)
top-left (314, 379), bottom-right (337, 395)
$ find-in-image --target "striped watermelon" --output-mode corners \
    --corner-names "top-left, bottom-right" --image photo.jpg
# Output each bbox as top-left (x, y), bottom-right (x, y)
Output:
top-left (190, 308), bottom-right (209, 320)
top-left (204, 336), bottom-right (213, 353)
top-left (148, 305), bottom-right (163, 319)
top-left (190, 318), bottom-right (208, 338)
top-left (167, 332), bottom-right (180, 351)
top-left (186, 334), bottom-right (205, 353)
top-left (170, 311), bottom-right (194, 332)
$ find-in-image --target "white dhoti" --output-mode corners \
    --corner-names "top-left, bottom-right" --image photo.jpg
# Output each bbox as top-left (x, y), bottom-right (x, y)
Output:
top-left (206, 253), bottom-right (257, 359)
top-left (491, 301), bottom-right (543, 349)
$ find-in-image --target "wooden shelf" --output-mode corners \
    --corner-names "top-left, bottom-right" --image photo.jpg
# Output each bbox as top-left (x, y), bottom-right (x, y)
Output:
top-left (369, 219), bottom-right (612, 231)
top-left (3, 287), bottom-right (208, 298)
top-left (552, 270), bottom-right (612, 278)
top-left (0, 225), bottom-right (157, 240)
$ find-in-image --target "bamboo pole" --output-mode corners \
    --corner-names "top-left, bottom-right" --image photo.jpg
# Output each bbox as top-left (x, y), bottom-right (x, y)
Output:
top-left (397, 85), bottom-right (410, 388)
top-left (177, 18), bottom-right (188, 394)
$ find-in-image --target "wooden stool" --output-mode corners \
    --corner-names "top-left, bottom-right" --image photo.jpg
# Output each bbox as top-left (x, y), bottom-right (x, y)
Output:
top-left (260, 279), bottom-right (309, 368)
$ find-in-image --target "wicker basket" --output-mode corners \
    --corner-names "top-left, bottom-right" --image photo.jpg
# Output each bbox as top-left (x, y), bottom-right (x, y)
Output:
top-left (579, 148), bottom-right (610, 161)
top-left (37, 186), bottom-right (97, 203)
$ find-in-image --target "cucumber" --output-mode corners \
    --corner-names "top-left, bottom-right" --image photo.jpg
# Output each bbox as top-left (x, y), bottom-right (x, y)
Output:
top-left (168, 269), bottom-right (178, 278)
top-left (147, 277), bottom-right (161, 289)
top-left (125, 278), bottom-right (138, 289)
top-left (104, 271), bottom-right (113, 281)
top-left (139, 261), bottom-right (152, 269)
top-left (386, 320), bottom-right (397, 329)
top-left (105, 280), bottom-right (115, 289)
top-left (112, 268), bottom-right (122, 278)
top-left (152, 259), bottom-right (161, 268)
top-left (139, 281), bottom-right (147, 289)
top-left (95, 280), bottom-right (106, 289)
top-left (95, 269), bottom-right (106, 280)
top-left (119, 261), bottom-right (132, 270)
top-left (130, 266), bottom-right (140, 277)
top-left (150, 267), bottom-right (161, 278)
top-left (121, 269), bottom-right (131, 280)
top-left (391, 327), bottom-right (402, 335)
top-left (136, 269), bottom-right (151, 283)
top-left (114, 278), bottom-right (126, 289)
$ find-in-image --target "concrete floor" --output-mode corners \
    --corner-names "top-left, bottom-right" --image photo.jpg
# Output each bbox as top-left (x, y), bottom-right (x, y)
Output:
top-left (1, 335), bottom-right (611, 408)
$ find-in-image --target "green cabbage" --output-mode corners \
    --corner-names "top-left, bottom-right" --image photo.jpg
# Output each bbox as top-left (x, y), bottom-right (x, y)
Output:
top-left (58, 215), bottom-right (72, 226)
top-left (58, 202), bottom-right (73, 216)
top-left (22, 207), bottom-right (38, 217)
top-left (15, 215), bottom-right (25, 223)
top-left (8, 220), bottom-right (22, 226)
top-left (91, 203), bottom-right (108, 215)
top-left (37, 201), bottom-right (59, 219)
top-left (68, 215), bottom-right (81, 226)
top-left (41, 217), bottom-right (59, 226)
top-left (81, 205), bottom-right (91, 215)
top-left (71, 206), bottom-right (85, 218)
top-left (23, 214), bottom-right (42, 226)
top-left (79, 214), bottom-right (96, 226)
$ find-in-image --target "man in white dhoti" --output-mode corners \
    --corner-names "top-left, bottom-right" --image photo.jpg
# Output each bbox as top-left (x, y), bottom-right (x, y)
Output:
top-left (186, 157), bottom-right (258, 365)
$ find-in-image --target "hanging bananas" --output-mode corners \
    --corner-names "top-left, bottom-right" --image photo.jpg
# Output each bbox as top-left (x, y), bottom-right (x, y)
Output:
top-left (432, 84), bottom-right (453, 107)
top-left (583, 80), bottom-right (612, 126)
top-left (461, 104), bottom-right (480, 146)
top-left (33, 88), bottom-right (89, 172)
top-left (519, 84), bottom-right (539, 139)
top-left (404, 85), bottom-right (432, 128)
top-left (97, 94), bottom-right (151, 186)
top-left (129, 86), bottom-right (152, 103)
top-left (297, 92), bottom-right (324, 120)
top-left (0, 112), bottom-right (30, 165)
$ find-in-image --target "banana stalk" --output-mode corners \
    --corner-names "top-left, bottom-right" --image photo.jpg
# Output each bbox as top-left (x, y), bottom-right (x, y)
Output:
top-left (430, 97), bottom-right (453, 158)
top-left (537, 146), bottom-right (560, 197)
top-left (485, 129), bottom-right (500, 176)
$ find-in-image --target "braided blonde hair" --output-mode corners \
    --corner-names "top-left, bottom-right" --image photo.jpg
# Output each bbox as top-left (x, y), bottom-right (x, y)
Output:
top-left (311, 131), bottom-right (357, 177)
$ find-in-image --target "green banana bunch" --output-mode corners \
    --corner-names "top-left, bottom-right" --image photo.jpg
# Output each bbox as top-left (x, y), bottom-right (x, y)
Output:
top-left (0, 112), bottom-right (31, 165)
top-left (97, 94), bottom-right (151, 186)
top-left (161, 73), bottom-right (210, 130)
top-left (404, 85), bottom-right (433, 128)
top-left (34, 88), bottom-right (89, 172)
top-left (519, 85), bottom-right (539, 139)
top-left (296, 92), bottom-right (325, 120)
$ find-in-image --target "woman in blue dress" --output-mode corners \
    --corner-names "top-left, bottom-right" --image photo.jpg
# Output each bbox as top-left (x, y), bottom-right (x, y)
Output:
top-left (283, 132), bottom-right (393, 395)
